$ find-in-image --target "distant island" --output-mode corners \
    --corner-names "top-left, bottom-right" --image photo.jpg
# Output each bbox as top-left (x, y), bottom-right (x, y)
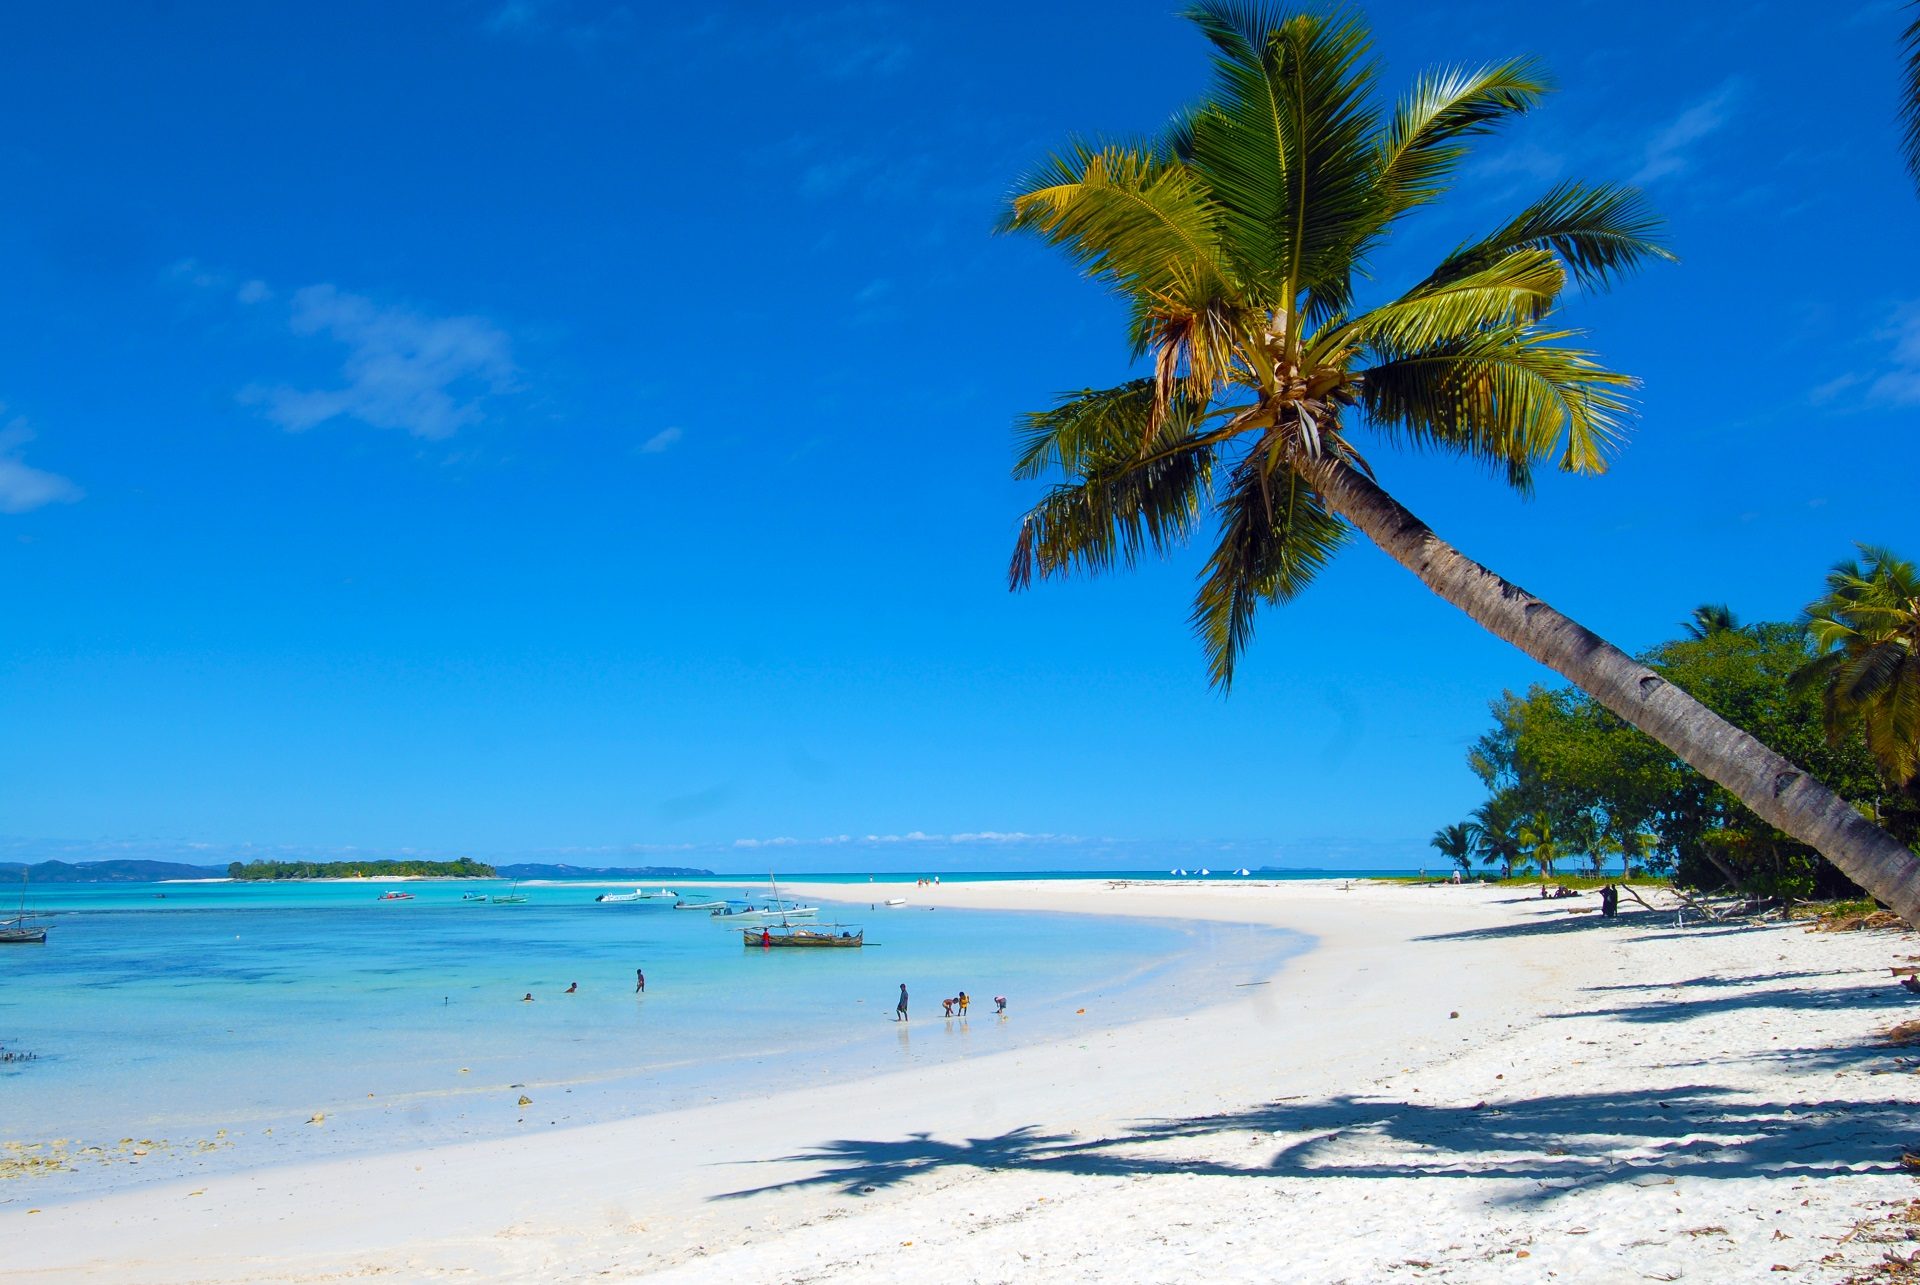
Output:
top-left (228, 858), bottom-right (496, 880)
top-left (0, 857), bottom-right (722, 884)
top-left (493, 863), bottom-right (714, 880)
top-left (0, 859), bottom-right (228, 883)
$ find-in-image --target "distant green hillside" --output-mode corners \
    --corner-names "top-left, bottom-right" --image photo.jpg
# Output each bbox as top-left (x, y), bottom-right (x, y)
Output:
top-left (227, 858), bottom-right (496, 880)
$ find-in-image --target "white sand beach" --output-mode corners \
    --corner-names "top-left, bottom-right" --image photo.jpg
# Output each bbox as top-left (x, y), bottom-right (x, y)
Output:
top-left (11, 878), bottom-right (1919, 1282)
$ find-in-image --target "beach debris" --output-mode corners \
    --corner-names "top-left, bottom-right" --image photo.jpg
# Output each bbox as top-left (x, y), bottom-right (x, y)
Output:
top-left (1880, 1020), bottom-right (1920, 1047)
top-left (1075, 1008), bottom-right (1085, 1015)
top-left (518, 1095), bottom-right (532, 1107)
top-left (1450, 1011), bottom-right (1459, 1019)
top-left (306, 1113), bottom-right (325, 1126)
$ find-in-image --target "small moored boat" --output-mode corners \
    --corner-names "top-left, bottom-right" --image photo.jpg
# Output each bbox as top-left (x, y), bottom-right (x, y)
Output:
top-left (596, 888), bottom-right (677, 904)
top-left (710, 900), bottom-right (819, 923)
top-left (378, 891), bottom-right (414, 901)
top-left (743, 924), bottom-right (863, 948)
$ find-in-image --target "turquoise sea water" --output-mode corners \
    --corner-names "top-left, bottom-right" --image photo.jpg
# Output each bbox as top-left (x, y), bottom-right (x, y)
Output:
top-left (0, 877), bottom-right (1310, 1203)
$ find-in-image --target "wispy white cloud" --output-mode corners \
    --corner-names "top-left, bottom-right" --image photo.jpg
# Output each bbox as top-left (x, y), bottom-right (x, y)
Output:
top-left (483, 0), bottom-right (634, 43)
top-left (1868, 304), bottom-right (1920, 406)
top-left (1632, 81), bottom-right (1741, 184)
top-left (246, 285), bottom-right (516, 439)
top-left (638, 426), bottom-right (683, 454)
top-left (1811, 302), bottom-right (1920, 409)
top-left (0, 418), bottom-right (82, 514)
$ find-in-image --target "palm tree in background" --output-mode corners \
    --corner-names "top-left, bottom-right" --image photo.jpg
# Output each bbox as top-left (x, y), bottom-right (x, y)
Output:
top-left (1002, 2), bottom-right (1920, 921)
top-left (1429, 821), bottom-right (1478, 875)
top-left (1518, 811), bottom-right (1560, 883)
top-left (1800, 546), bottom-right (1920, 787)
top-left (1682, 603), bottom-right (1740, 640)
top-left (1471, 795), bottom-right (1523, 878)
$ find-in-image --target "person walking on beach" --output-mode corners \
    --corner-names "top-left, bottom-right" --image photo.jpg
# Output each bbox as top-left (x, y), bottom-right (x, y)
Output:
top-left (896, 983), bottom-right (909, 1022)
top-left (635, 968), bottom-right (646, 993)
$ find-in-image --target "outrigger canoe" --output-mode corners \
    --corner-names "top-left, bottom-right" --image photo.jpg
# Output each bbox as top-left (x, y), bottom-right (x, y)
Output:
top-left (743, 925), bottom-right (863, 948)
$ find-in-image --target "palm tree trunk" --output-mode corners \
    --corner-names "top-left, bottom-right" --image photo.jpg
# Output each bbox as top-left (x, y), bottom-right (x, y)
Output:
top-left (1301, 455), bottom-right (1920, 924)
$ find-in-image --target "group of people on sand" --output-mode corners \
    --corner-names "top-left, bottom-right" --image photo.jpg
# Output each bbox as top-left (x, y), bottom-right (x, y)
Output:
top-left (520, 968), bottom-right (646, 1002)
top-left (912, 875), bottom-right (941, 887)
top-left (894, 984), bottom-right (1006, 1021)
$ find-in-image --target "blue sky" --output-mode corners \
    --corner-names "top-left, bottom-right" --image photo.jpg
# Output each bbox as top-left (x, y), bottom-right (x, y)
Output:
top-left (2, 1), bottom-right (1917, 872)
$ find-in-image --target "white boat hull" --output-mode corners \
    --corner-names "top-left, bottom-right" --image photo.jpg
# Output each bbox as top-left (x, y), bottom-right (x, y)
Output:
top-left (711, 906), bottom-right (819, 923)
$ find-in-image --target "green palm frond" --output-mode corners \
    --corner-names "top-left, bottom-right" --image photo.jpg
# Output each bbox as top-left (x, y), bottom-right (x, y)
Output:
top-left (1359, 325), bottom-right (1633, 489)
top-left (1423, 181), bottom-right (1673, 293)
top-left (1001, 141), bottom-right (1233, 306)
top-left (1904, 5), bottom-right (1920, 191)
top-left (1009, 387), bottom-right (1220, 588)
top-left (1345, 248), bottom-right (1565, 353)
top-left (1190, 455), bottom-right (1347, 689)
top-left (1184, 2), bottom-right (1381, 318)
top-left (1373, 58), bottom-right (1551, 222)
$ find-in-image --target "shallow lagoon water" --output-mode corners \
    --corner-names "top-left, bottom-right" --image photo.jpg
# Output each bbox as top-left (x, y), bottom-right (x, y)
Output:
top-left (0, 880), bottom-right (1306, 1200)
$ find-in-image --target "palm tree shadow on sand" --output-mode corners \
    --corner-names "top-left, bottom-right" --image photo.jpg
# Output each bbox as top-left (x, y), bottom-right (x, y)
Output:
top-left (715, 960), bottom-right (1918, 1207)
top-left (714, 1086), bottom-right (1914, 1207)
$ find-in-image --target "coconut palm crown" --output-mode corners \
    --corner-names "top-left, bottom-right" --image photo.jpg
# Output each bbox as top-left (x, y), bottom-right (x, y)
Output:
top-left (1003, 2), bottom-right (1669, 687)
top-left (1683, 603), bottom-right (1741, 640)
top-left (1800, 546), bottom-right (1920, 786)
top-left (1002, 2), bottom-right (1920, 923)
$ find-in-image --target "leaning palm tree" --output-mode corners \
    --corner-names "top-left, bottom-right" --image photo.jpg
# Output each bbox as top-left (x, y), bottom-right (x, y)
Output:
top-left (1002, 2), bottom-right (1920, 921)
top-left (1429, 821), bottom-right (1478, 875)
top-left (1800, 546), bottom-right (1920, 786)
top-left (1682, 603), bottom-right (1740, 640)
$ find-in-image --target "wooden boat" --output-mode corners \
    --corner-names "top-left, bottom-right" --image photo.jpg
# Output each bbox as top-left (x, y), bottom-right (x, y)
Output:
top-left (674, 897), bottom-right (728, 911)
top-left (490, 894), bottom-right (528, 904)
top-left (378, 891), bottom-right (414, 901)
top-left (743, 925), bottom-right (863, 948)
top-left (2, 874), bottom-right (45, 943)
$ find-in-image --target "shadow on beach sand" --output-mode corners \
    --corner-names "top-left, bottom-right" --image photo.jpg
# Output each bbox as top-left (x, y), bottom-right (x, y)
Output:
top-left (716, 927), bottom-right (1920, 1208)
top-left (715, 1083), bottom-right (1914, 1206)
top-left (1412, 906), bottom-right (1783, 944)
